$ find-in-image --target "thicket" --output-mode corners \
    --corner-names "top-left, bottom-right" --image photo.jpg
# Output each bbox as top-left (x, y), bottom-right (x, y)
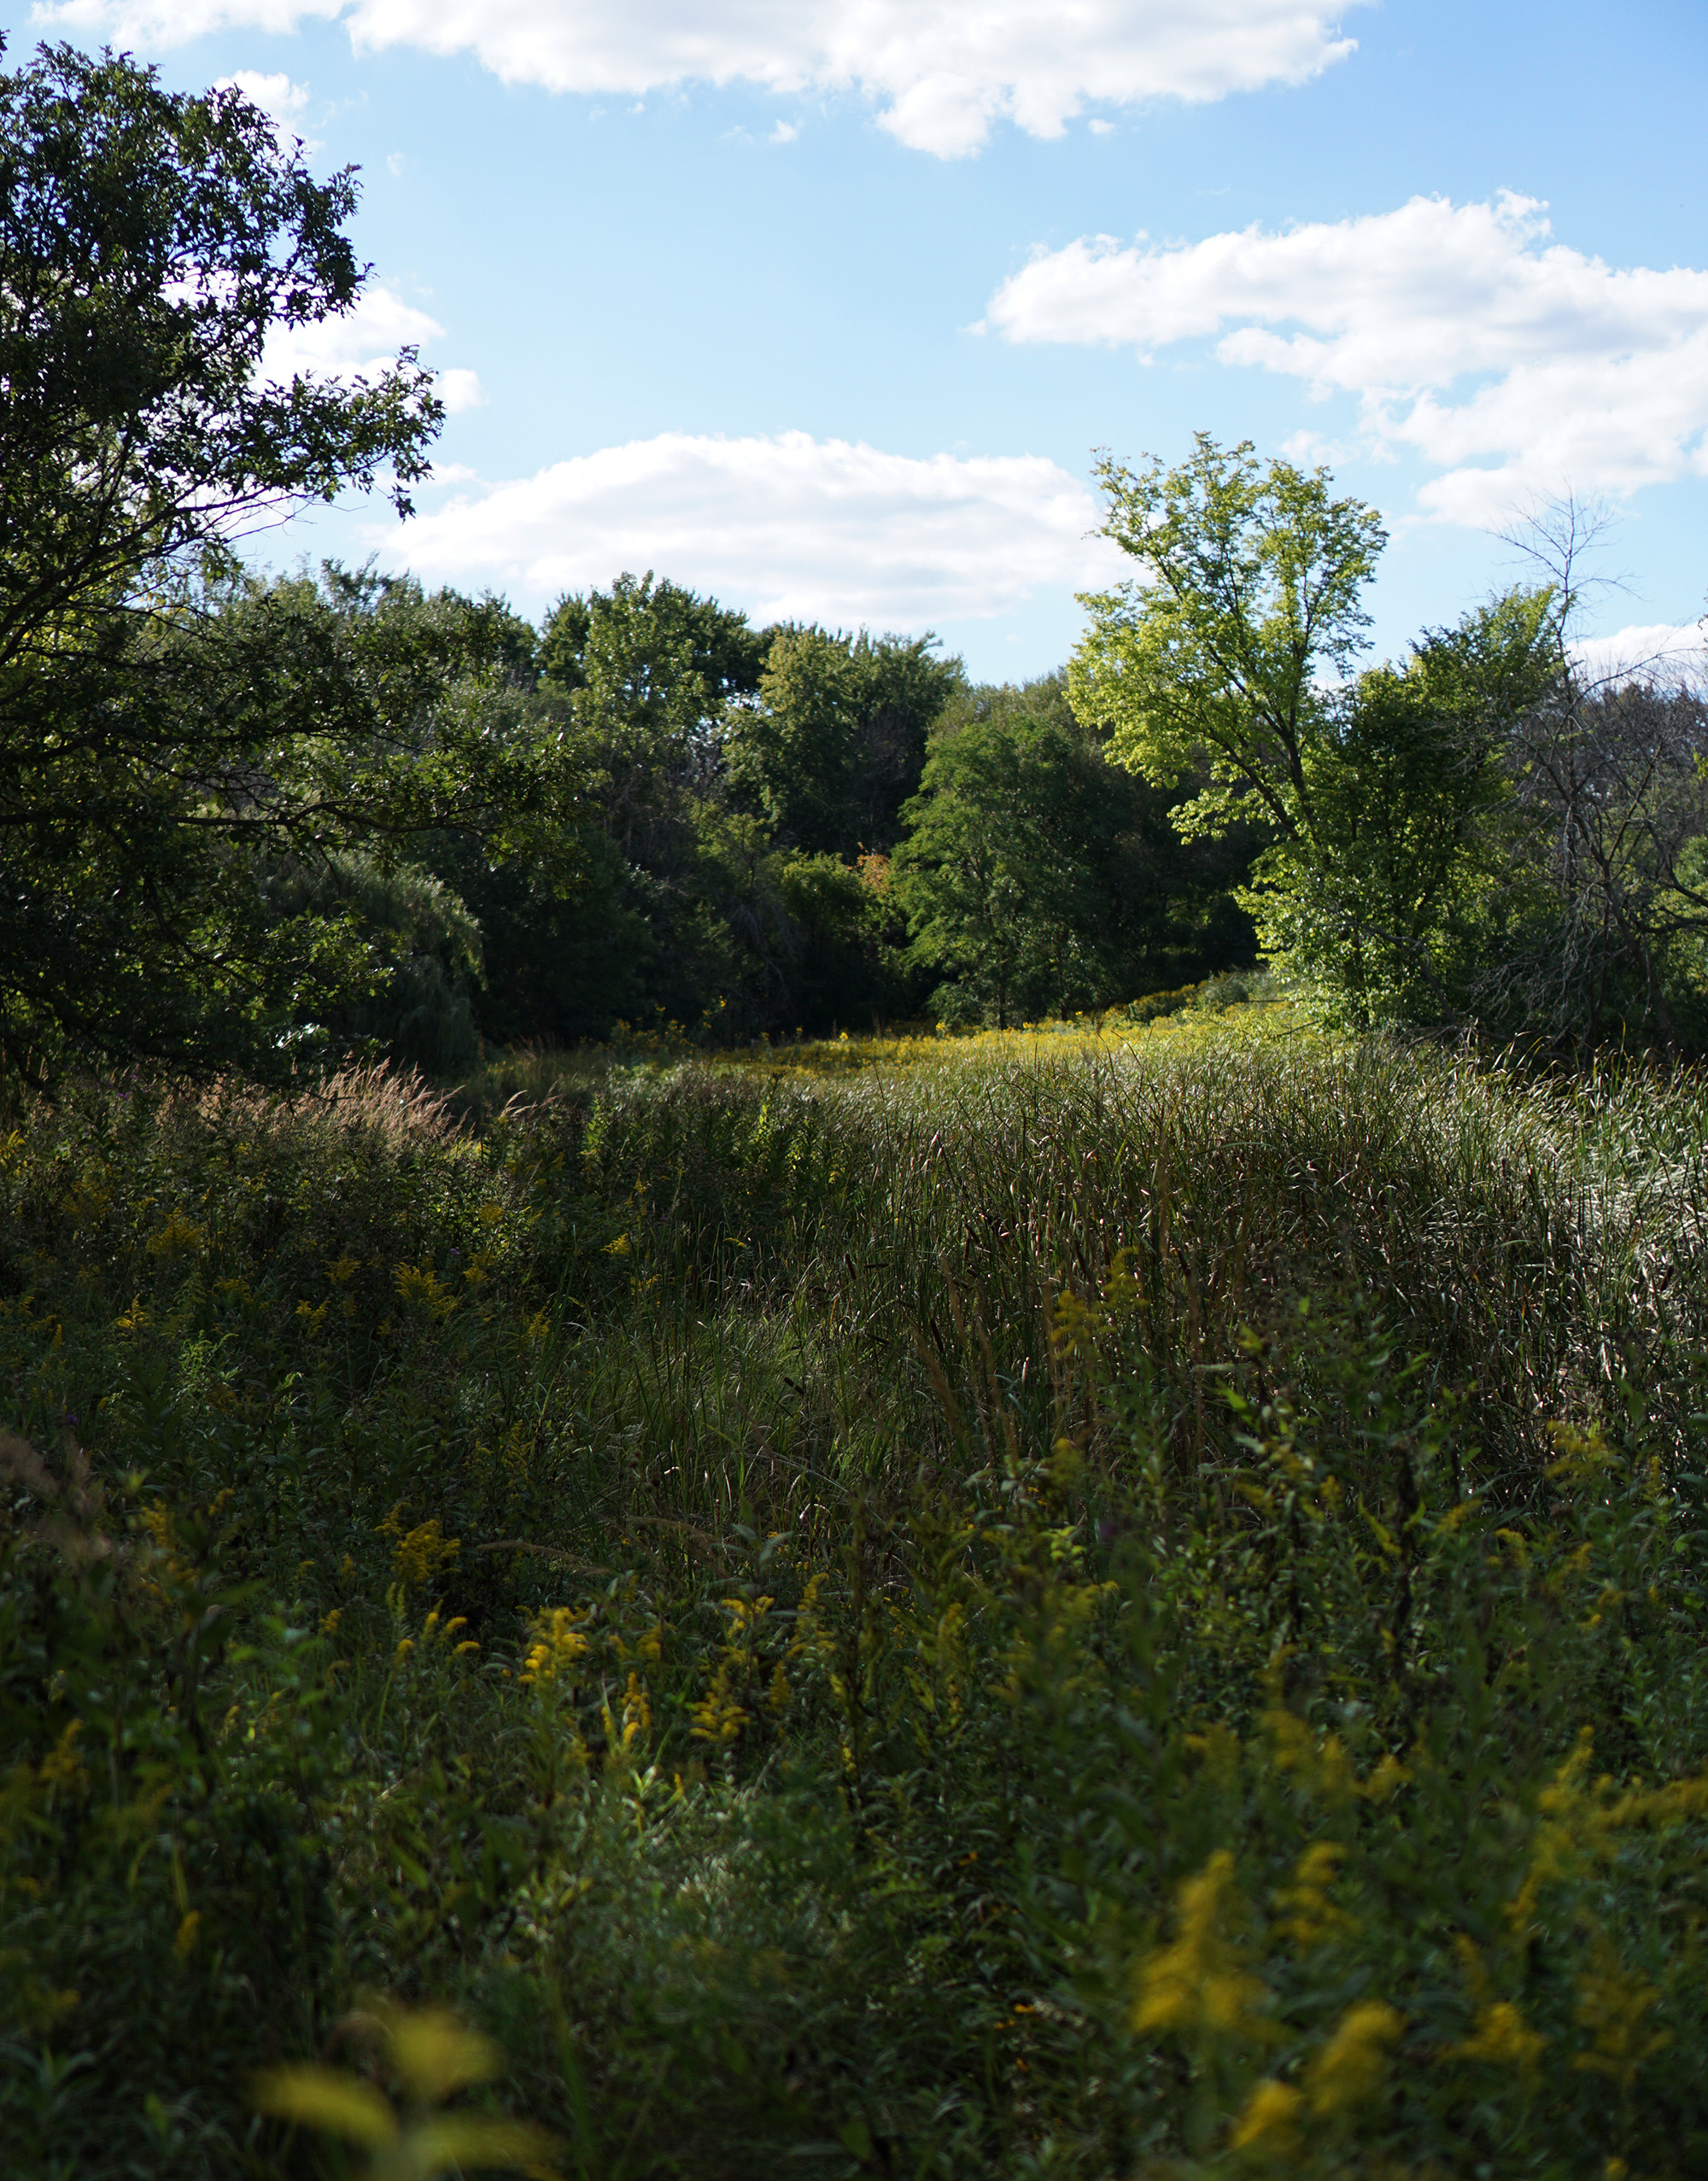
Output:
top-left (5, 1021), bottom-right (1708, 2177)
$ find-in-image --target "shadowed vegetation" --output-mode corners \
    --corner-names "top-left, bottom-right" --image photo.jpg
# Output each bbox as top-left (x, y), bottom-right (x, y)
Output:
top-left (5, 1014), bottom-right (1708, 2177)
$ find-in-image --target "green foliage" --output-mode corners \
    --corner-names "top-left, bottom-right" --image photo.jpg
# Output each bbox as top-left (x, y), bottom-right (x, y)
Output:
top-left (895, 676), bottom-right (1255, 1026)
top-left (1249, 588), bottom-right (1560, 1024)
top-left (6, 1029), bottom-right (1708, 2175)
top-left (0, 45), bottom-right (442, 1073)
top-left (260, 853), bottom-right (486, 1076)
top-left (1070, 433), bottom-right (1386, 843)
top-left (724, 624), bottom-right (963, 858)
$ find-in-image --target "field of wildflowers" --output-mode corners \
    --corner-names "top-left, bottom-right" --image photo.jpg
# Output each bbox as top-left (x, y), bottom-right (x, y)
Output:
top-left (3, 1018), bottom-right (1708, 2178)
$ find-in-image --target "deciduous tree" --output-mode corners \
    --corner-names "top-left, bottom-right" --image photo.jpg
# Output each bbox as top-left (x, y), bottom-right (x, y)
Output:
top-left (0, 42), bottom-right (444, 1071)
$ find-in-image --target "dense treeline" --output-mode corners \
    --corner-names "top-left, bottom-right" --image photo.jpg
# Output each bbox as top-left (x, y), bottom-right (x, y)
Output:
top-left (273, 564), bottom-right (1263, 1057)
top-left (6, 552), bottom-right (1266, 1076)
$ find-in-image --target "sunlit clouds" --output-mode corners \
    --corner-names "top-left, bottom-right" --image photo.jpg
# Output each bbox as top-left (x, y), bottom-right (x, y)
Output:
top-left (986, 194), bottom-right (1708, 523)
top-left (372, 431), bottom-right (1130, 621)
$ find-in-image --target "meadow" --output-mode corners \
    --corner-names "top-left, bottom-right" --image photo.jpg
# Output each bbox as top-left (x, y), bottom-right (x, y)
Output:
top-left (3, 1003), bottom-right (1708, 2178)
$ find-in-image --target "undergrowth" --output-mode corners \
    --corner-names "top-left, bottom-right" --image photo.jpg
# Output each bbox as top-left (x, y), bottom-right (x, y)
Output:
top-left (3, 1027), bottom-right (1708, 2178)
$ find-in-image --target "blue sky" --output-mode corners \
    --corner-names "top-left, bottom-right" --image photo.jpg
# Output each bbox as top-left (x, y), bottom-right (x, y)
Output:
top-left (32, 0), bottom-right (1708, 680)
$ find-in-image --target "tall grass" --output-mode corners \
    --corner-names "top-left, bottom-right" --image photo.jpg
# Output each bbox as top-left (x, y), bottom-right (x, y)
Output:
top-left (3, 1022), bottom-right (1708, 2177)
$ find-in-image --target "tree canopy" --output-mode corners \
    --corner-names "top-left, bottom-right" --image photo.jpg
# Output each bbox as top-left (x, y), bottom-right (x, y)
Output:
top-left (1069, 434), bottom-right (1387, 847)
top-left (0, 42), bottom-right (444, 1072)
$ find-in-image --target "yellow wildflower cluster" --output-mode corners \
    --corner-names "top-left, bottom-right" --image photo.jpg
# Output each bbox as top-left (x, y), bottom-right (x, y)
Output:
top-left (690, 1658), bottom-right (747, 1745)
top-left (1272, 1839), bottom-right (1355, 1952)
top-left (1448, 1998), bottom-right (1547, 2076)
top-left (393, 1262), bottom-right (459, 1320)
top-left (38, 1718), bottom-right (91, 1798)
top-left (689, 1593), bottom-right (777, 1746)
top-left (1265, 1704), bottom-right (1357, 1803)
top-left (1132, 1851), bottom-right (1273, 2043)
top-left (602, 1670), bottom-right (652, 1754)
top-left (141, 1500), bottom-right (197, 1589)
top-left (146, 1208), bottom-right (206, 1258)
top-left (1572, 1931), bottom-right (1670, 2090)
top-left (254, 2002), bottom-right (554, 2178)
top-left (520, 1605), bottom-right (591, 1689)
top-left (1233, 2001), bottom-right (1404, 2155)
top-left (389, 1517), bottom-right (461, 1593)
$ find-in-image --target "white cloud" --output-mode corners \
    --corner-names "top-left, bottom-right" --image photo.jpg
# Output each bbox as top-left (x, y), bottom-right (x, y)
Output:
top-left (386, 149), bottom-right (407, 175)
top-left (214, 67), bottom-right (311, 129)
top-left (260, 283), bottom-right (480, 419)
top-left (437, 367), bottom-right (485, 412)
top-left (373, 430), bottom-right (1130, 621)
top-left (262, 282), bottom-right (444, 384)
top-left (1573, 622), bottom-right (1707, 689)
top-left (986, 193), bottom-right (1708, 523)
top-left (769, 119), bottom-right (798, 145)
top-left (35, 0), bottom-right (1365, 156)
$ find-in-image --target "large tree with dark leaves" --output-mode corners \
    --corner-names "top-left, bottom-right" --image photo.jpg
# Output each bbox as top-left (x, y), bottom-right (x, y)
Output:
top-left (0, 41), bottom-right (445, 1073)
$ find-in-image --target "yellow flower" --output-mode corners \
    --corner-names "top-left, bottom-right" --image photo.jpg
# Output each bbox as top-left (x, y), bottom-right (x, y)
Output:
top-left (394, 1262), bottom-right (458, 1320)
top-left (1231, 2078), bottom-right (1302, 2156)
top-left (146, 1209), bottom-right (205, 1258)
top-left (1273, 1839), bottom-right (1354, 1951)
top-left (1306, 2001), bottom-right (1404, 2115)
top-left (1447, 2001), bottom-right (1546, 2075)
top-left (690, 1658), bottom-right (747, 1745)
top-left (519, 1605), bottom-right (590, 1688)
top-left (1361, 1752), bottom-right (1411, 1801)
top-left (253, 2003), bottom-right (556, 2180)
top-left (1132, 1851), bottom-right (1273, 2043)
top-left (38, 1717), bottom-right (91, 1797)
top-left (1573, 1934), bottom-right (1670, 2090)
top-left (392, 1518), bottom-right (460, 1592)
top-left (620, 1671), bottom-right (652, 1748)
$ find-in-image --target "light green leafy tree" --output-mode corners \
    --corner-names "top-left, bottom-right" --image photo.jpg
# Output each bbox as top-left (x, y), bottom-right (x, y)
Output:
top-left (1252, 590), bottom-right (1561, 1022)
top-left (1071, 433), bottom-right (1559, 1024)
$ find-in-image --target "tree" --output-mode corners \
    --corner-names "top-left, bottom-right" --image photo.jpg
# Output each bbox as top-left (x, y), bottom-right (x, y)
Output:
top-left (1069, 434), bottom-right (1386, 846)
top-left (1491, 670), bottom-right (1708, 1054)
top-left (0, 42), bottom-right (442, 1071)
top-left (893, 675), bottom-right (1258, 1027)
top-left (895, 697), bottom-right (1127, 1028)
top-left (723, 626), bottom-right (962, 857)
top-left (1071, 434), bottom-right (1567, 1026)
top-left (534, 574), bottom-right (797, 1037)
top-left (1250, 591), bottom-right (1559, 1023)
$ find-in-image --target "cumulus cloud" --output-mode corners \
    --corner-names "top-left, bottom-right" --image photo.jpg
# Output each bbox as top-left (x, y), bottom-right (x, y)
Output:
top-left (366, 430), bottom-right (1129, 622)
top-left (1573, 622), bottom-right (1707, 689)
top-left (262, 282), bottom-right (443, 383)
top-left (437, 367), bottom-right (486, 412)
top-left (985, 193), bottom-right (1708, 522)
top-left (260, 282), bottom-right (480, 417)
top-left (214, 67), bottom-right (311, 130)
top-left (34, 0), bottom-right (1364, 155)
